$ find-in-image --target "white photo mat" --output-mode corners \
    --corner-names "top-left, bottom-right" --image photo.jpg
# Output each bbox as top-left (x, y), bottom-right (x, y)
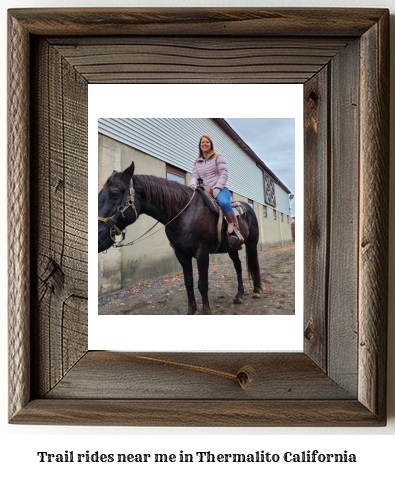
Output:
top-left (88, 84), bottom-right (304, 352)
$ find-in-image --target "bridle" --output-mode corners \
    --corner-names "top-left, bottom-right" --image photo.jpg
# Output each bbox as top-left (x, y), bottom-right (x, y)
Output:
top-left (98, 177), bottom-right (139, 246)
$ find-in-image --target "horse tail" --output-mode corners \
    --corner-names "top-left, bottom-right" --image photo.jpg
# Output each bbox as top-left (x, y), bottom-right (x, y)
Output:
top-left (246, 241), bottom-right (263, 292)
top-left (244, 207), bottom-right (263, 293)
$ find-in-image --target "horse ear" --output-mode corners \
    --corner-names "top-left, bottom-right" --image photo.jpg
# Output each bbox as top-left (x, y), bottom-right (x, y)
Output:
top-left (122, 162), bottom-right (135, 182)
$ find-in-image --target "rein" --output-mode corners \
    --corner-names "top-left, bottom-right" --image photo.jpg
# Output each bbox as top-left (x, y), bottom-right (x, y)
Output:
top-left (99, 177), bottom-right (196, 250)
top-left (114, 188), bottom-right (196, 249)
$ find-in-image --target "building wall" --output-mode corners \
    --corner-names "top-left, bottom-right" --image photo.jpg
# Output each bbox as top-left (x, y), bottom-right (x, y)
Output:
top-left (98, 135), bottom-right (183, 295)
top-left (98, 134), bottom-right (121, 296)
top-left (274, 183), bottom-right (292, 216)
top-left (259, 205), bottom-right (293, 249)
top-left (98, 124), bottom-right (293, 296)
top-left (99, 117), bottom-right (292, 212)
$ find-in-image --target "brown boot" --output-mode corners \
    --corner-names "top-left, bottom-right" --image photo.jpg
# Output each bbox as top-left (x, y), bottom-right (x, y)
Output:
top-left (224, 211), bottom-right (245, 247)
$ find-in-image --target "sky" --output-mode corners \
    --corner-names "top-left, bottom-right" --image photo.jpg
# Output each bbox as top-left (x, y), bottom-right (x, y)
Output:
top-left (224, 118), bottom-right (296, 216)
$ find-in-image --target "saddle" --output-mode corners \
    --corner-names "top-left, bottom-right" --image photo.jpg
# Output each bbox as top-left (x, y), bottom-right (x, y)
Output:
top-left (195, 187), bottom-right (247, 248)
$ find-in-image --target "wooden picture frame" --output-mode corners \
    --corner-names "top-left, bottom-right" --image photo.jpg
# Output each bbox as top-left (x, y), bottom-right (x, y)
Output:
top-left (8, 8), bottom-right (389, 426)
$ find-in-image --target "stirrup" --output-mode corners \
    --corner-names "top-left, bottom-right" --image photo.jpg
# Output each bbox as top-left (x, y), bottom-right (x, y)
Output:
top-left (227, 226), bottom-right (244, 248)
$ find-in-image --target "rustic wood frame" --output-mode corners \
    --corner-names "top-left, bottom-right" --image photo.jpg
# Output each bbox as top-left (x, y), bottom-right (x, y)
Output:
top-left (8, 8), bottom-right (389, 426)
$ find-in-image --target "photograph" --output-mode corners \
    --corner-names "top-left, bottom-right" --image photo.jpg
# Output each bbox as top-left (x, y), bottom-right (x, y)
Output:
top-left (97, 117), bottom-right (296, 317)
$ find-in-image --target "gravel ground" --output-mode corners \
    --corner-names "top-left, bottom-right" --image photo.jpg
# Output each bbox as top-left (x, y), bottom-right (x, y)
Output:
top-left (98, 244), bottom-right (295, 315)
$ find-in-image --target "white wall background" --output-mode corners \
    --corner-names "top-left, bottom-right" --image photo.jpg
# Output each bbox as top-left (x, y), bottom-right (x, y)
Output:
top-left (1, 0), bottom-right (394, 477)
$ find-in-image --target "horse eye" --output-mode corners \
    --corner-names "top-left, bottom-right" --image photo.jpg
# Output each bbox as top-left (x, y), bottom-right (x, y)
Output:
top-left (109, 190), bottom-right (121, 199)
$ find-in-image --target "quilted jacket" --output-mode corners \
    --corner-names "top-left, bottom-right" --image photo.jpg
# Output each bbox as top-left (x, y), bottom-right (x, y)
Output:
top-left (189, 154), bottom-right (228, 190)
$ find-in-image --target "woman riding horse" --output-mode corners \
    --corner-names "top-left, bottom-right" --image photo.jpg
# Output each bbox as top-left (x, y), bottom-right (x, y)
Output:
top-left (98, 158), bottom-right (263, 314)
top-left (189, 135), bottom-right (244, 248)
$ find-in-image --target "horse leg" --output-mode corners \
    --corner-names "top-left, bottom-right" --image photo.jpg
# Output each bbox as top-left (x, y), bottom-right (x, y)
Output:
top-left (228, 249), bottom-right (244, 304)
top-left (174, 249), bottom-right (197, 315)
top-left (245, 239), bottom-right (263, 299)
top-left (196, 247), bottom-right (211, 315)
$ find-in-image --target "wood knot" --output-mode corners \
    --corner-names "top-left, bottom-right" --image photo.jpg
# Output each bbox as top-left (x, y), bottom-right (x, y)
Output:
top-left (54, 178), bottom-right (64, 192)
top-left (304, 322), bottom-right (314, 341)
top-left (236, 365), bottom-right (255, 390)
top-left (308, 91), bottom-right (319, 103)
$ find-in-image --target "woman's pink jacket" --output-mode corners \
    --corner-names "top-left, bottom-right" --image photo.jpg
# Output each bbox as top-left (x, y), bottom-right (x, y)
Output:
top-left (189, 154), bottom-right (228, 190)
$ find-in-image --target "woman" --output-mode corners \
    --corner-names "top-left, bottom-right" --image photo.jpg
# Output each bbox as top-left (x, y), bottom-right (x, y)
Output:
top-left (190, 135), bottom-right (244, 246)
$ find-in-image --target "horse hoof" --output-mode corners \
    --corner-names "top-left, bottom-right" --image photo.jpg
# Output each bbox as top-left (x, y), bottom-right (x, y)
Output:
top-left (202, 308), bottom-right (212, 315)
top-left (252, 293), bottom-right (260, 299)
top-left (187, 306), bottom-right (197, 315)
top-left (233, 296), bottom-right (243, 304)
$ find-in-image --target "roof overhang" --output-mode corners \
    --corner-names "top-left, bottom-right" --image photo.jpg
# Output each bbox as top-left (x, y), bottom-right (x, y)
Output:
top-left (212, 118), bottom-right (292, 194)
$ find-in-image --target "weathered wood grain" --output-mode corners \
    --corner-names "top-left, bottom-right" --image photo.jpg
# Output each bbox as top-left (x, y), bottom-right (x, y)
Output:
top-left (327, 39), bottom-right (360, 396)
top-left (46, 352), bottom-right (354, 400)
top-left (7, 8), bottom-right (389, 426)
top-left (11, 399), bottom-right (383, 427)
top-left (30, 39), bottom-right (88, 397)
top-left (8, 12), bottom-right (31, 421)
top-left (358, 13), bottom-right (389, 419)
top-left (8, 7), bottom-right (387, 37)
top-left (303, 67), bottom-right (329, 371)
top-left (49, 37), bottom-right (350, 84)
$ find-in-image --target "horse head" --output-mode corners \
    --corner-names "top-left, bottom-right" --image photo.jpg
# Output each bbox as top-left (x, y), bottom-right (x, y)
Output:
top-left (98, 162), bottom-right (138, 253)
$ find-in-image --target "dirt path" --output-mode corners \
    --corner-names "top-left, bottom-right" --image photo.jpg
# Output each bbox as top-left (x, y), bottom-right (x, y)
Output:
top-left (98, 244), bottom-right (295, 315)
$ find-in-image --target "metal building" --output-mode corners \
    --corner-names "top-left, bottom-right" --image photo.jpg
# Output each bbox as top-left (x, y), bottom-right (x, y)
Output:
top-left (98, 118), bottom-right (293, 296)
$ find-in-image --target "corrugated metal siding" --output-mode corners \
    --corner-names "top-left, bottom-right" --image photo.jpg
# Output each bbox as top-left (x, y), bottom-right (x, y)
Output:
top-left (98, 117), bottom-right (290, 211)
top-left (274, 184), bottom-right (291, 215)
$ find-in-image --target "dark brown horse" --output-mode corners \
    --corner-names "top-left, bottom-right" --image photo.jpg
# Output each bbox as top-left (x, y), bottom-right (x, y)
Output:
top-left (98, 162), bottom-right (262, 315)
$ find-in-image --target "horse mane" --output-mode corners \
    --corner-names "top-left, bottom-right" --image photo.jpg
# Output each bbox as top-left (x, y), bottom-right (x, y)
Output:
top-left (135, 175), bottom-right (193, 217)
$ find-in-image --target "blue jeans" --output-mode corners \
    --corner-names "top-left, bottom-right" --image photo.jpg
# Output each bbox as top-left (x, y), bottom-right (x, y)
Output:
top-left (216, 187), bottom-right (232, 213)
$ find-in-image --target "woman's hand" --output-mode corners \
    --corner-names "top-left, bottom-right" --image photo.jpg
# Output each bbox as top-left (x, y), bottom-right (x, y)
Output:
top-left (213, 188), bottom-right (221, 198)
